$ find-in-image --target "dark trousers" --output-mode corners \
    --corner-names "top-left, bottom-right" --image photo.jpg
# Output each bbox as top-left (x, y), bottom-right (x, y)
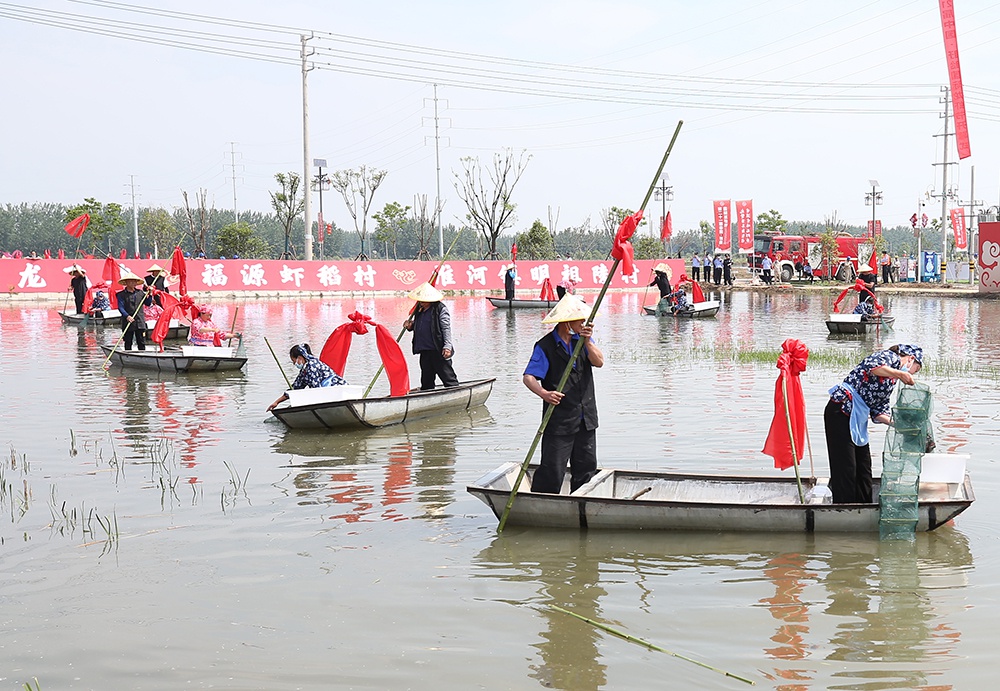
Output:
top-left (723, 266), bottom-right (732, 285)
top-left (123, 322), bottom-right (146, 351)
top-left (531, 427), bottom-right (597, 494)
top-left (762, 269), bottom-right (772, 284)
top-left (418, 350), bottom-right (459, 390)
top-left (713, 266), bottom-right (722, 284)
top-left (882, 266), bottom-right (891, 283)
top-left (692, 266), bottom-right (701, 281)
top-left (824, 399), bottom-right (872, 504)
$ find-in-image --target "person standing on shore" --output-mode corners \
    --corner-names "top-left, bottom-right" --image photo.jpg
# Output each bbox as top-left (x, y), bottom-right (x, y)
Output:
top-left (691, 254), bottom-right (701, 282)
top-left (722, 254), bottom-right (733, 286)
top-left (761, 255), bottom-right (773, 285)
top-left (403, 282), bottom-right (459, 390)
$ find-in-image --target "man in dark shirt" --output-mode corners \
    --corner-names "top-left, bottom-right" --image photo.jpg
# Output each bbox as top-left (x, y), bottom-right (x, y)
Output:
top-left (522, 294), bottom-right (605, 494)
top-left (116, 271), bottom-right (149, 350)
top-left (403, 282), bottom-right (459, 390)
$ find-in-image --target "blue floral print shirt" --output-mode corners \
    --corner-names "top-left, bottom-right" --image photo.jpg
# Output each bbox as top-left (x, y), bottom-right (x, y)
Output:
top-left (829, 350), bottom-right (901, 420)
top-left (292, 355), bottom-right (347, 390)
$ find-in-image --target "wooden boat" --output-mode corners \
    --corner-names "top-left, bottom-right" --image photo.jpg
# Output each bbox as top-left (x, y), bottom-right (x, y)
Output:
top-left (141, 321), bottom-right (190, 341)
top-left (468, 457), bottom-right (973, 532)
top-left (486, 297), bottom-right (559, 309)
top-left (825, 313), bottom-right (896, 334)
top-left (271, 378), bottom-right (495, 430)
top-left (57, 310), bottom-right (113, 326)
top-left (100, 344), bottom-right (247, 372)
top-left (642, 300), bottom-right (721, 318)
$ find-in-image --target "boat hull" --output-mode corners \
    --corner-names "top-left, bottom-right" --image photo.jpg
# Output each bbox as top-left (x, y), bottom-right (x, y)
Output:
top-left (468, 464), bottom-right (974, 532)
top-left (272, 378), bottom-right (495, 430)
top-left (642, 301), bottom-right (720, 318)
top-left (486, 297), bottom-right (559, 309)
top-left (58, 310), bottom-right (113, 326)
top-left (100, 345), bottom-right (247, 372)
top-left (826, 315), bottom-right (895, 334)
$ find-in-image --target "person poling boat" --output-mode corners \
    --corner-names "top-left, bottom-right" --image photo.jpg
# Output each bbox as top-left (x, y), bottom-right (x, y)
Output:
top-left (824, 344), bottom-right (923, 504)
top-left (115, 271), bottom-right (150, 350)
top-left (64, 264), bottom-right (89, 314)
top-left (503, 263), bottom-right (517, 300)
top-left (188, 304), bottom-right (237, 346)
top-left (267, 343), bottom-right (348, 412)
top-left (649, 263), bottom-right (672, 309)
top-left (403, 282), bottom-right (460, 391)
top-left (522, 293), bottom-right (605, 494)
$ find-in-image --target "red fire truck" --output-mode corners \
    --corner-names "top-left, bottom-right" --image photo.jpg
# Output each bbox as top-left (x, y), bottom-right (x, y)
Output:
top-left (751, 234), bottom-right (870, 282)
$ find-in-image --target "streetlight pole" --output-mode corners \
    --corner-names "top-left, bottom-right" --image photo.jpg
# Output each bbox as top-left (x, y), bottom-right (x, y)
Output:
top-left (653, 176), bottom-right (674, 255)
top-left (313, 159), bottom-right (330, 259)
top-left (864, 180), bottom-right (882, 242)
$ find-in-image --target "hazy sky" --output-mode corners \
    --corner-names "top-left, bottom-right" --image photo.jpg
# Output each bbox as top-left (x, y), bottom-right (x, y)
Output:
top-left (2, 0), bottom-right (999, 241)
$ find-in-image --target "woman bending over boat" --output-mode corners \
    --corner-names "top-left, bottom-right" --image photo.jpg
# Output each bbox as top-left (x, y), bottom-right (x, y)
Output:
top-left (267, 343), bottom-right (348, 411)
top-left (823, 344), bottom-right (923, 504)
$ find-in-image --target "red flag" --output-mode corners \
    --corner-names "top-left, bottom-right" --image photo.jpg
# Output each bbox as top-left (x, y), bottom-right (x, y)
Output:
top-left (950, 208), bottom-right (968, 250)
top-left (320, 312), bottom-right (409, 396)
top-left (762, 339), bottom-right (809, 470)
top-left (119, 249), bottom-right (126, 260)
top-left (170, 247), bottom-right (188, 295)
top-left (511, 243), bottom-right (518, 262)
top-left (102, 256), bottom-right (121, 310)
top-left (867, 246), bottom-right (877, 273)
top-left (64, 214), bottom-right (90, 238)
top-left (43, 249), bottom-right (51, 259)
top-left (713, 200), bottom-right (732, 252)
top-left (939, 0), bottom-right (971, 159)
top-left (58, 249), bottom-right (65, 259)
top-left (539, 278), bottom-right (556, 301)
top-left (660, 212), bottom-right (673, 242)
top-left (611, 211), bottom-right (642, 277)
top-left (735, 200), bottom-right (754, 253)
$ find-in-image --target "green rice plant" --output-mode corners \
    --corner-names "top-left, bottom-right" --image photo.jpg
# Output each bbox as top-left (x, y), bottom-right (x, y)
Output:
top-left (220, 461), bottom-right (251, 512)
top-left (23, 677), bottom-right (40, 691)
top-left (69, 429), bottom-right (78, 458)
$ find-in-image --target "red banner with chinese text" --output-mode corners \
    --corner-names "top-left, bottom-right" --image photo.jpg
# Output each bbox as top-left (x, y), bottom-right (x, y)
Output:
top-left (939, 0), bottom-right (971, 159)
top-left (950, 208), bottom-right (967, 250)
top-left (713, 200), bottom-right (731, 253)
top-left (735, 200), bottom-right (754, 254)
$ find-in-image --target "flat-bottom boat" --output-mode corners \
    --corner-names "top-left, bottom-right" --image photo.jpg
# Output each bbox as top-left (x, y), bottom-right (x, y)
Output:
top-left (141, 321), bottom-right (190, 341)
top-left (487, 296), bottom-right (559, 309)
top-left (58, 310), bottom-right (112, 326)
top-left (642, 300), bottom-right (721, 318)
top-left (271, 378), bottom-right (495, 430)
top-left (100, 343), bottom-right (247, 372)
top-left (468, 456), bottom-right (973, 532)
top-left (826, 313), bottom-right (895, 334)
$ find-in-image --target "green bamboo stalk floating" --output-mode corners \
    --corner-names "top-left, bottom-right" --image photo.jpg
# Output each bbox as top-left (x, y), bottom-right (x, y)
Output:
top-left (549, 605), bottom-right (756, 685)
top-left (497, 120), bottom-right (684, 533)
top-left (362, 227), bottom-right (467, 398)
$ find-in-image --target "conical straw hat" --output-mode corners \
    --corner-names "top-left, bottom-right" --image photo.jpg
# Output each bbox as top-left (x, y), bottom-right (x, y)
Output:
top-left (407, 282), bottom-right (443, 302)
top-left (146, 264), bottom-right (165, 274)
top-left (63, 263), bottom-right (86, 275)
top-left (653, 262), bottom-right (671, 274)
top-left (542, 294), bottom-right (593, 324)
top-left (118, 271), bottom-right (144, 285)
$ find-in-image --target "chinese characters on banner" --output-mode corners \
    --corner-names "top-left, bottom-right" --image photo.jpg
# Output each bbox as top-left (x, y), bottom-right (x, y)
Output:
top-left (867, 220), bottom-right (883, 237)
top-left (735, 200), bottom-right (754, 254)
top-left (939, 0), bottom-right (971, 159)
top-left (713, 200), bottom-right (732, 253)
top-left (950, 208), bottom-right (968, 250)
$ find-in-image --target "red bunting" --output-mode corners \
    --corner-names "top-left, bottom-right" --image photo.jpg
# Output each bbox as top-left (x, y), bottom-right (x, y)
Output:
top-left (762, 339), bottom-right (810, 470)
top-left (539, 278), bottom-right (556, 301)
top-left (119, 249), bottom-right (126, 260)
top-left (64, 214), bottom-right (90, 238)
top-left (320, 312), bottom-right (409, 396)
top-left (102, 257), bottom-right (121, 310)
top-left (43, 249), bottom-right (51, 259)
top-left (660, 212), bottom-right (673, 242)
top-left (170, 247), bottom-right (188, 295)
top-left (611, 211), bottom-right (642, 277)
top-left (832, 278), bottom-right (882, 314)
top-left (150, 290), bottom-right (196, 350)
top-left (677, 273), bottom-right (705, 303)
top-left (58, 249), bottom-right (65, 259)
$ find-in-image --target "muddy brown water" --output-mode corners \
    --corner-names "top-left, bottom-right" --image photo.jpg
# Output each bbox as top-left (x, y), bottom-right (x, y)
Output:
top-left (0, 289), bottom-right (997, 689)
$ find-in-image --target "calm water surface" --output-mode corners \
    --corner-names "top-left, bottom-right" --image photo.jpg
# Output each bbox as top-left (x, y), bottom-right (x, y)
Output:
top-left (0, 289), bottom-right (998, 690)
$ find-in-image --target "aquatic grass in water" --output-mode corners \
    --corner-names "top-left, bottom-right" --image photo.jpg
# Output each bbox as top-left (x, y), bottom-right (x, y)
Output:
top-left (221, 461), bottom-right (251, 512)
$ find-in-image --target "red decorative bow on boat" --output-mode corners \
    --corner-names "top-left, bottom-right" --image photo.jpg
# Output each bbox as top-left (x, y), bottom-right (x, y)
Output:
top-left (675, 272), bottom-right (704, 303)
top-left (611, 211), bottom-right (643, 277)
top-left (762, 339), bottom-right (809, 470)
top-left (539, 278), bottom-right (556, 301)
top-left (102, 256), bottom-right (121, 309)
top-left (150, 290), bottom-right (197, 350)
top-left (832, 278), bottom-right (883, 313)
top-left (320, 312), bottom-right (409, 396)
top-left (170, 246), bottom-right (188, 295)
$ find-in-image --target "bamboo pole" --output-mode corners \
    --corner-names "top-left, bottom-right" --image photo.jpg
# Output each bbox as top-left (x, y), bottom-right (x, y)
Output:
top-left (497, 121), bottom-right (684, 533)
top-left (362, 227), bottom-right (466, 398)
top-left (226, 307), bottom-right (240, 346)
top-left (639, 268), bottom-right (654, 314)
top-left (781, 375), bottom-right (805, 503)
top-left (264, 336), bottom-right (293, 388)
top-left (550, 606), bottom-right (755, 685)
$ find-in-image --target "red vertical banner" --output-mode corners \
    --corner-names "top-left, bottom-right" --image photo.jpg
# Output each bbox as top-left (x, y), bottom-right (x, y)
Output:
top-left (950, 208), bottom-right (967, 250)
top-left (735, 200), bottom-right (754, 253)
top-left (660, 212), bottom-right (673, 241)
top-left (317, 212), bottom-right (325, 242)
top-left (939, 0), bottom-right (971, 159)
top-left (713, 200), bottom-right (732, 253)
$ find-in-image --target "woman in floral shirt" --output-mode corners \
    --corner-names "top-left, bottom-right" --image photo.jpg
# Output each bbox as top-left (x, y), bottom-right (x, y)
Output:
top-left (823, 344), bottom-right (923, 504)
top-left (267, 343), bottom-right (348, 411)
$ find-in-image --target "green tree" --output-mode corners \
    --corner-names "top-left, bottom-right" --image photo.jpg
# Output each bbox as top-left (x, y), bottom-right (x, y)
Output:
top-left (139, 207), bottom-right (177, 257)
top-left (65, 198), bottom-right (126, 255)
top-left (270, 172), bottom-right (305, 259)
top-left (698, 220), bottom-right (714, 252)
top-left (372, 200), bottom-right (410, 260)
top-left (633, 236), bottom-right (664, 260)
top-left (214, 222), bottom-right (272, 259)
top-left (756, 209), bottom-right (788, 235)
top-left (514, 219), bottom-right (557, 260)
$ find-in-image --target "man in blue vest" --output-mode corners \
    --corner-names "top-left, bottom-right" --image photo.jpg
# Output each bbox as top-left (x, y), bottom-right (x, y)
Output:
top-left (522, 294), bottom-right (605, 493)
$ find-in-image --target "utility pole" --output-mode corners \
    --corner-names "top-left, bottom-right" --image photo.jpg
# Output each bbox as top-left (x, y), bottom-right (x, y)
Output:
top-left (933, 86), bottom-right (957, 283)
top-left (227, 142), bottom-right (241, 224)
top-left (960, 165), bottom-right (983, 285)
top-left (301, 34), bottom-right (315, 261)
top-left (129, 174), bottom-right (140, 258)
top-left (423, 85), bottom-right (450, 258)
